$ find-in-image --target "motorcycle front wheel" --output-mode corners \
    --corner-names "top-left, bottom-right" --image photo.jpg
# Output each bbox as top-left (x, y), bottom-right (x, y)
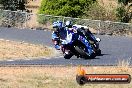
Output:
top-left (74, 42), bottom-right (96, 59)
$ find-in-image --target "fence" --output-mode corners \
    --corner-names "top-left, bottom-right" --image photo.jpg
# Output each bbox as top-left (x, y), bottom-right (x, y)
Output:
top-left (0, 10), bottom-right (132, 35)
top-left (0, 10), bottom-right (31, 28)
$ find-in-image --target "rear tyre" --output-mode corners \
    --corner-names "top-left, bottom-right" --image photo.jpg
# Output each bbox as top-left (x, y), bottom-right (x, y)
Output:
top-left (64, 53), bottom-right (73, 59)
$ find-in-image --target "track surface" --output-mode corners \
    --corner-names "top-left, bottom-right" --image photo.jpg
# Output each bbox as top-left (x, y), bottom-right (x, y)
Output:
top-left (0, 27), bottom-right (132, 66)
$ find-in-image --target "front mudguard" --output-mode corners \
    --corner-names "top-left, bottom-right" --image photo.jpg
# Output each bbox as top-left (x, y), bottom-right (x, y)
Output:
top-left (90, 41), bottom-right (101, 56)
top-left (92, 42), bottom-right (101, 56)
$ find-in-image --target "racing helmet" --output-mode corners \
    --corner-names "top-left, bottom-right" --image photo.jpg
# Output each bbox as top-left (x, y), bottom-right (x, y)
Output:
top-left (65, 21), bottom-right (73, 28)
top-left (53, 21), bottom-right (63, 28)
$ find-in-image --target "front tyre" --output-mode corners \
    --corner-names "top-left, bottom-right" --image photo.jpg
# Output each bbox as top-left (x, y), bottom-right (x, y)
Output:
top-left (89, 52), bottom-right (96, 59)
top-left (96, 49), bottom-right (101, 56)
top-left (74, 42), bottom-right (96, 59)
top-left (84, 52), bottom-right (96, 59)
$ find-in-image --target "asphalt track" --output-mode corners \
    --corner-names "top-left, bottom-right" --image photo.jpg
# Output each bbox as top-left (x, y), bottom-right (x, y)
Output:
top-left (0, 27), bottom-right (132, 66)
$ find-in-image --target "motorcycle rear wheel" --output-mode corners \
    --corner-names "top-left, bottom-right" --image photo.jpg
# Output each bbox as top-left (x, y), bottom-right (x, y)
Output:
top-left (64, 53), bottom-right (73, 59)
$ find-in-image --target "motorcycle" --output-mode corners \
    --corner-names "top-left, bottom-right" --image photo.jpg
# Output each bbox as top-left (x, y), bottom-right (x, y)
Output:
top-left (61, 28), bottom-right (97, 59)
top-left (72, 24), bottom-right (101, 56)
top-left (77, 27), bottom-right (101, 56)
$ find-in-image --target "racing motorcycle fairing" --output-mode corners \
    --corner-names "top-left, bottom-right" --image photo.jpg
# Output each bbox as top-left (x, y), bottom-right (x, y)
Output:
top-left (61, 29), bottom-right (96, 59)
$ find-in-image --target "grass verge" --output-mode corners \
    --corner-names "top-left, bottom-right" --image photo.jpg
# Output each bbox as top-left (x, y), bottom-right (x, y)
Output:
top-left (0, 66), bottom-right (131, 88)
top-left (0, 39), bottom-right (57, 60)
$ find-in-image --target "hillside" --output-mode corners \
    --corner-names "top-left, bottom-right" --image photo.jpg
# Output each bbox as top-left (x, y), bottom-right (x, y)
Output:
top-left (26, 0), bottom-right (131, 23)
top-left (97, 0), bottom-right (118, 10)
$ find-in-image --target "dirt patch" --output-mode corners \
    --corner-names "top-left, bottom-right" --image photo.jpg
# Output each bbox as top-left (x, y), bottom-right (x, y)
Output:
top-left (0, 39), bottom-right (58, 60)
top-left (97, 0), bottom-right (118, 10)
top-left (0, 66), bottom-right (131, 88)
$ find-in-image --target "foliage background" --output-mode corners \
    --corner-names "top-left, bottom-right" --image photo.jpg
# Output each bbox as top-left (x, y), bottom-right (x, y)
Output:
top-left (39, 0), bottom-right (96, 18)
top-left (38, 0), bottom-right (131, 23)
top-left (0, 0), bottom-right (131, 23)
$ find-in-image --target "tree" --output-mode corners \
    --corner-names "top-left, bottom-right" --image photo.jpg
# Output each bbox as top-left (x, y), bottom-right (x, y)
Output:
top-left (118, 0), bottom-right (131, 6)
top-left (116, 0), bottom-right (132, 23)
top-left (39, 0), bottom-right (96, 18)
top-left (0, 0), bottom-right (26, 11)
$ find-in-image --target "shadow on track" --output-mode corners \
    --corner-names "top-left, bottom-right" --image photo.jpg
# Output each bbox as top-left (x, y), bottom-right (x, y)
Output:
top-left (70, 57), bottom-right (100, 60)
top-left (68, 53), bottom-right (110, 60)
top-left (99, 54), bottom-right (110, 56)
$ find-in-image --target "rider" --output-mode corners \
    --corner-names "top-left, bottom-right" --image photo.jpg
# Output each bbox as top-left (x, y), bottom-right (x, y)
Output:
top-left (52, 20), bottom-right (95, 50)
top-left (52, 20), bottom-right (73, 50)
top-left (52, 21), bottom-right (63, 50)
top-left (65, 21), bottom-right (73, 29)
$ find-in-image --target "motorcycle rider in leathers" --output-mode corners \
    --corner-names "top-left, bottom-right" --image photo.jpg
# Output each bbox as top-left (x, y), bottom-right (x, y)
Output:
top-left (52, 21), bottom-right (95, 50)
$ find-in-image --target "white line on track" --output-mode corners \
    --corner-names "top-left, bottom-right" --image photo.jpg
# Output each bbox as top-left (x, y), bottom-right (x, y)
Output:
top-left (7, 60), bottom-right (14, 61)
top-left (54, 55), bottom-right (64, 59)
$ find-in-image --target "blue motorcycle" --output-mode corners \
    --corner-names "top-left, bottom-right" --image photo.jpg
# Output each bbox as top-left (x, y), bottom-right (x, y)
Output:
top-left (61, 28), bottom-right (96, 59)
top-left (76, 27), bottom-right (101, 56)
